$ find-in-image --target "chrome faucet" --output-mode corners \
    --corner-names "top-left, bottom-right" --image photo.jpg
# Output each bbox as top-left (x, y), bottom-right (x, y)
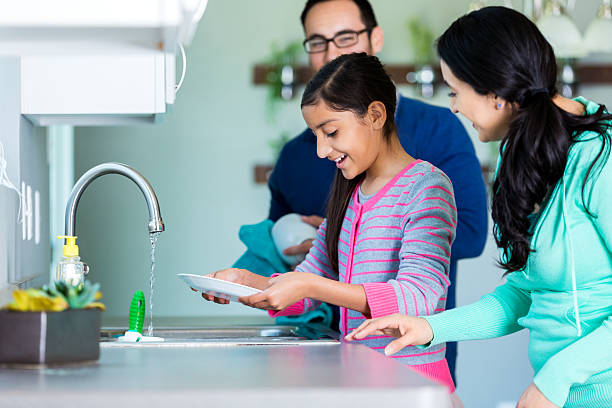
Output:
top-left (56, 162), bottom-right (165, 286)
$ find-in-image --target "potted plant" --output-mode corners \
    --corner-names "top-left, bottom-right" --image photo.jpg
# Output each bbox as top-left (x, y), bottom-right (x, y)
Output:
top-left (406, 18), bottom-right (436, 98)
top-left (0, 280), bottom-right (105, 366)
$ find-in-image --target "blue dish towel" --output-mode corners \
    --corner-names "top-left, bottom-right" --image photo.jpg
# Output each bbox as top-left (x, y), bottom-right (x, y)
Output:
top-left (232, 220), bottom-right (333, 328)
top-left (232, 220), bottom-right (286, 277)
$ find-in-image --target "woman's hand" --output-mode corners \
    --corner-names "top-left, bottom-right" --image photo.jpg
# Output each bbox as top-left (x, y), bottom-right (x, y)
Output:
top-left (193, 268), bottom-right (267, 304)
top-left (516, 383), bottom-right (558, 408)
top-left (344, 313), bottom-right (434, 355)
top-left (239, 272), bottom-right (313, 311)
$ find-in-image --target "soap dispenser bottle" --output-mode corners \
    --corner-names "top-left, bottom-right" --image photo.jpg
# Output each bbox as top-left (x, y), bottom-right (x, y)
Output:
top-left (56, 235), bottom-right (89, 288)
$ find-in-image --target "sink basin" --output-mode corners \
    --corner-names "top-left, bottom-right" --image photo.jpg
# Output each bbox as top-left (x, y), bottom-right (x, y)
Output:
top-left (100, 324), bottom-right (340, 348)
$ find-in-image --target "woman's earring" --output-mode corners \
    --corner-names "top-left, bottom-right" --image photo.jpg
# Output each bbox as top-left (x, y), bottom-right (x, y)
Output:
top-left (497, 103), bottom-right (502, 109)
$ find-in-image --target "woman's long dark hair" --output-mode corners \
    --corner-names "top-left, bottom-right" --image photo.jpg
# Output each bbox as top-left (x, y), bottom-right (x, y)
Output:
top-left (438, 6), bottom-right (612, 273)
top-left (301, 53), bottom-right (397, 275)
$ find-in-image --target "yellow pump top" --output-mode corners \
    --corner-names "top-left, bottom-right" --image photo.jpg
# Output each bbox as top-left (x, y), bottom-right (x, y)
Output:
top-left (57, 235), bottom-right (79, 257)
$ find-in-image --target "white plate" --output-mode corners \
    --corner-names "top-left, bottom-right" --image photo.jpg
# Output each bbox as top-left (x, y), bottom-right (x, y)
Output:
top-left (177, 273), bottom-right (261, 302)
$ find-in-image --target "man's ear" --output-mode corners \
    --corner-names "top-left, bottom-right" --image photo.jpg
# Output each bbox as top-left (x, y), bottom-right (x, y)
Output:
top-left (370, 26), bottom-right (384, 54)
top-left (367, 101), bottom-right (387, 131)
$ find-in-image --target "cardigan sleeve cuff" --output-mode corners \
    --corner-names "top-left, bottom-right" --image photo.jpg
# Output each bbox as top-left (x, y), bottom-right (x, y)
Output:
top-left (268, 300), bottom-right (305, 318)
top-left (533, 363), bottom-right (572, 407)
top-left (361, 282), bottom-right (399, 318)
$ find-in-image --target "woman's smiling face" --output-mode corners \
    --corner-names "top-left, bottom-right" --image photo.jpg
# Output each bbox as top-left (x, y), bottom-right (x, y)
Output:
top-left (302, 100), bottom-right (383, 180)
top-left (441, 59), bottom-right (514, 143)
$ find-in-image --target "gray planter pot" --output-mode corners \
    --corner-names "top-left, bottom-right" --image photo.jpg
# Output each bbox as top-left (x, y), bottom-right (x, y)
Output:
top-left (0, 308), bottom-right (101, 366)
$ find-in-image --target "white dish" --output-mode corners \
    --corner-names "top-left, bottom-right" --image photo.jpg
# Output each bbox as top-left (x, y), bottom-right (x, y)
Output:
top-left (177, 273), bottom-right (261, 302)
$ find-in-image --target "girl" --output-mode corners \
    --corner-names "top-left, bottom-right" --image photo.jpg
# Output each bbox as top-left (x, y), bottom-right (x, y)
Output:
top-left (346, 7), bottom-right (612, 408)
top-left (203, 53), bottom-right (458, 395)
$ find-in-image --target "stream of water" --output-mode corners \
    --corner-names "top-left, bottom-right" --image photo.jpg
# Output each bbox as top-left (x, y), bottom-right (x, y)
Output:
top-left (147, 232), bottom-right (160, 336)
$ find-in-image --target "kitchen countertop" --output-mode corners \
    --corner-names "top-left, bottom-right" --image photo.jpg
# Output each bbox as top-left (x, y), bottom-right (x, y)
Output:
top-left (0, 317), bottom-right (451, 408)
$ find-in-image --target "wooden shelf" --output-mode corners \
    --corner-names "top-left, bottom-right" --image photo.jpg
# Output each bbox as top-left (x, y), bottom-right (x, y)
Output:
top-left (254, 164), bottom-right (274, 184)
top-left (253, 63), bottom-right (432, 86)
top-left (253, 63), bottom-right (612, 86)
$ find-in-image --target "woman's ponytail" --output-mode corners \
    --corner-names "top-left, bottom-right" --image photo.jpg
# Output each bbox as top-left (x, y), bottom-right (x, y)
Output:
top-left (493, 91), bottom-right (570, 271)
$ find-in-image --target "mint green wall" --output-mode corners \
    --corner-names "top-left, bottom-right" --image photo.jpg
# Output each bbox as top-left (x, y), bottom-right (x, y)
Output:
top-left (72, 0), bottom-right (612, 318)
top-left (72, 0), bottom-right (480, 321)
top-left (73, 0), bottom-right (611, 320)
top-left (70, 1), bottom-right (612, 407)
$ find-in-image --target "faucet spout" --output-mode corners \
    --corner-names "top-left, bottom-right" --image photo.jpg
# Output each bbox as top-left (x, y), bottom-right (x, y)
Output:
top-left (64, 163), bottom-right (165, 238)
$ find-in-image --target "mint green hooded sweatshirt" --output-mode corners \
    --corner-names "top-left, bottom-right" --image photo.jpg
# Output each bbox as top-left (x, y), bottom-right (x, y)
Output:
top-left (424, 97), bottom-right (612, 407)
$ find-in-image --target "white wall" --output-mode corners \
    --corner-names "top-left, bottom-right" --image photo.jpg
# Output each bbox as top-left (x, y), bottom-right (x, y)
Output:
top-left (0, 57), bottom-right (21, 300)
top-left (0, 57), bottom-right (50, 298)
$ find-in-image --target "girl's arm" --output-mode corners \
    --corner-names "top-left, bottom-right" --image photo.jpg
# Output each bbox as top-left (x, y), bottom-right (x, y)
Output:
top-left (241, 272), bottom-right (370, 315)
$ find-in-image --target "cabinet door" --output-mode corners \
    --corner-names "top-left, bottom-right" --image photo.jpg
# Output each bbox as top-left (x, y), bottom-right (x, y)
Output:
top-left (21, 51), bottom-right (166, 115)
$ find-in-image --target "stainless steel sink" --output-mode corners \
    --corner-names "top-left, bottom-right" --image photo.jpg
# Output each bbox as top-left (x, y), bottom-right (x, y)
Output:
top-left (100, 324), bottom-right (340, 348)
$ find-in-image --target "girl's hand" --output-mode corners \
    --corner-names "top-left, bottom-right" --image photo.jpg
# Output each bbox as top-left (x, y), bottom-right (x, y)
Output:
top-left (239, 272), bottom-right (312, 311)
top-left (193, 268), bottom-right (265, 305)
top-left (516, 383), bottom-right (558, 408)
top-left (344, 313), bottom-right (434, 355)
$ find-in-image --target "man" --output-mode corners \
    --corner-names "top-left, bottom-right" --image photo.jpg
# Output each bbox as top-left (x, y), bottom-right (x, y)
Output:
top-left (268, 0), bottom-right (488, 384)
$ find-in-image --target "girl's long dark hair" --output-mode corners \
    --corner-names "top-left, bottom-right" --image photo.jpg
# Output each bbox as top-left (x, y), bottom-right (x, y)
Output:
top-left (438, 6), bottom-right (612, 273)
top-left (301, 53), bottom-right (397, 275)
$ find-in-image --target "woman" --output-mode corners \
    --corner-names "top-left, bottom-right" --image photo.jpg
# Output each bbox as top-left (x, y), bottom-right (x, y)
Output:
top-left (346, 6), bottom-right (612, 408)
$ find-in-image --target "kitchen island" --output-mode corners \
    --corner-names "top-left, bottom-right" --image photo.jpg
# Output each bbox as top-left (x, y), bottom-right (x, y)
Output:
top-left (0, 317), bottom-right (451, 408)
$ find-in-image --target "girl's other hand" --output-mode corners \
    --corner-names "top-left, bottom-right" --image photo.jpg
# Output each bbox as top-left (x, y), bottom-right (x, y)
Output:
top-left (344, 313), bottom-right (434, 355)
top-left (193, 268), bottom-right (266, 305)
top-left (239, 272), bottom-right (311, 311)
top-left (516, 383), bottom-right (558, 408)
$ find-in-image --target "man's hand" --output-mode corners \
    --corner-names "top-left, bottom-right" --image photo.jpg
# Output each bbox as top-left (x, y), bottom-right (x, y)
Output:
top-left (301, 215), bottom-right (324, 228)
top-left (282, 215), bottom-right (324, 258)
top-left (516, 383), bottom-right (558, 408)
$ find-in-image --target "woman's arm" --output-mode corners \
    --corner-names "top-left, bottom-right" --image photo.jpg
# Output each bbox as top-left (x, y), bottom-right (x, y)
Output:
top-left (347, 275), bottom-right (532, 354)
top-left (423, 277), bottom-right (531, 345)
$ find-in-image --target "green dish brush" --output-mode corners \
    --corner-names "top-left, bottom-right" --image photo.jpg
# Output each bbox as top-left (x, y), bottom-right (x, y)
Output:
top-left (128, 290), bottom-right (146, 334)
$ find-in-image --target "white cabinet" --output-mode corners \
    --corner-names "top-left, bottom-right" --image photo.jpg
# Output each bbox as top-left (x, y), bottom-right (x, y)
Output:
top-left (0, 0), bottom-right (207, 125)
top-left (21, 51), bottom-right (167, 126)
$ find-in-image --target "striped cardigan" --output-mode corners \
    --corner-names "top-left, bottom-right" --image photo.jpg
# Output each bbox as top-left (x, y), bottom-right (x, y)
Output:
top-left (271, 160), bottom-right (458, 389)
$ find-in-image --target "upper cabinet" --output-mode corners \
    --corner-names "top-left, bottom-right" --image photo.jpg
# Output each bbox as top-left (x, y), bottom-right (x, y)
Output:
top-left (0, 0), bottom-right (207, 125)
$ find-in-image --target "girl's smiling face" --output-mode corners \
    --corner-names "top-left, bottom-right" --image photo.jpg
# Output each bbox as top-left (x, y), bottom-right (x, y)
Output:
top-left (441, 59), bottom-right (514, 143)
top-left (302, 100), bottom-right (384, 180)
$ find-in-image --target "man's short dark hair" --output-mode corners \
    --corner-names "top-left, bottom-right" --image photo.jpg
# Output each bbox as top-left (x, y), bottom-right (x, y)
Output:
top-left (300, 0), bottom-right (378, 30)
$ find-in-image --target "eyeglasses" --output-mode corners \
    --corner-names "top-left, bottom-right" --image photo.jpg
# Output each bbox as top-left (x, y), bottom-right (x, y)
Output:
top-left (303, 28), bottom-right (372, 53)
